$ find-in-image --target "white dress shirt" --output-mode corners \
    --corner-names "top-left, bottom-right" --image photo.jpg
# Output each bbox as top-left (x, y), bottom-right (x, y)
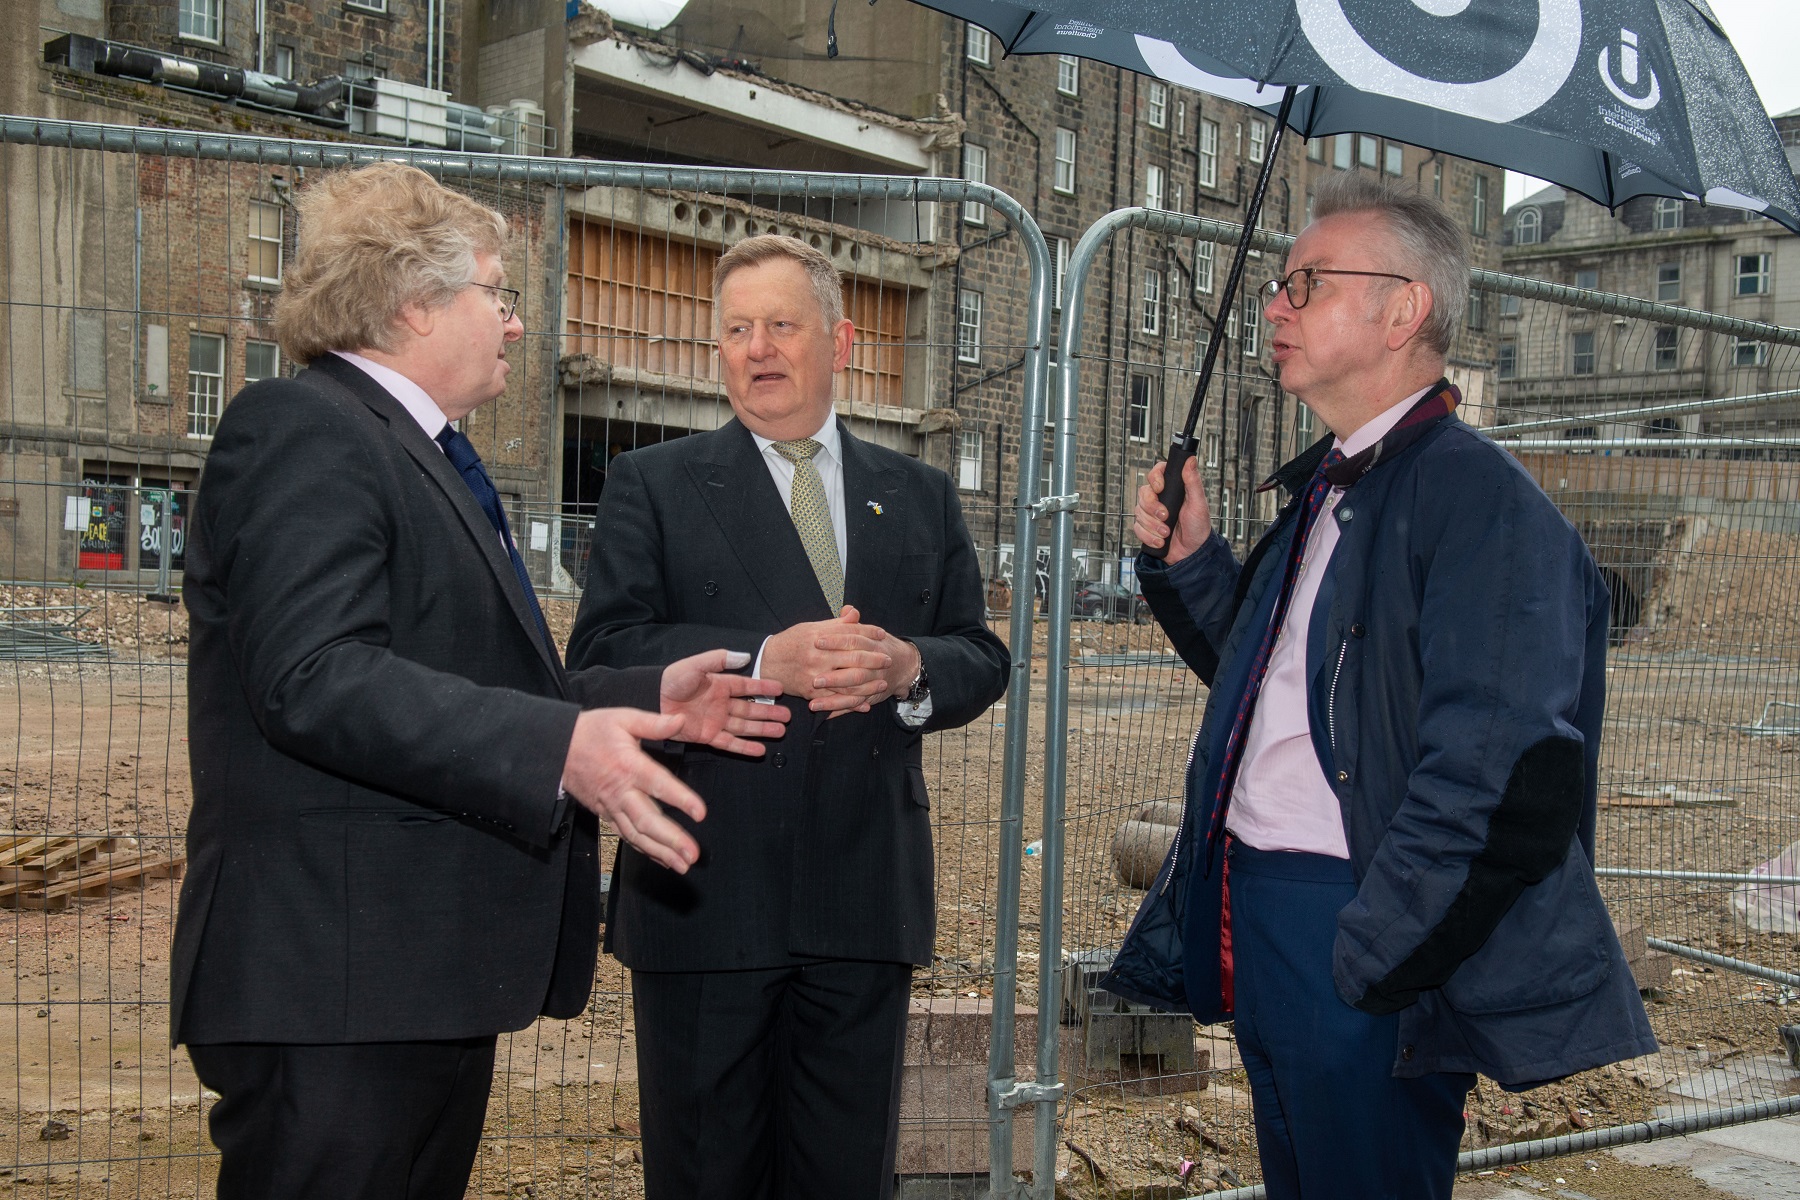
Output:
top-left (748, 413), bottom-right (930, 725)
top-left (1226, 386), bottom-right (1429, 858)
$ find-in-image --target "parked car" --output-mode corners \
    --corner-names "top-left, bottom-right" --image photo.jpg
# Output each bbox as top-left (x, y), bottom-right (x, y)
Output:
top-left (1072, 581), bottom-right (1151, 623)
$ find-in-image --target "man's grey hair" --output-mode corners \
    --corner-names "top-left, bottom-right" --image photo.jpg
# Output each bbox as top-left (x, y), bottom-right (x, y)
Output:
top-left (1310, 172), bottom-right (1468, 356)
top-left (712, 234), bottom-right (845, 330)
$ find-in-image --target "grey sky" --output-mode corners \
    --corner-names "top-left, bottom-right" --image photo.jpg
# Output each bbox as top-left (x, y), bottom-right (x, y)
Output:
top-left (1504, 0), bottom-right (1799, 206)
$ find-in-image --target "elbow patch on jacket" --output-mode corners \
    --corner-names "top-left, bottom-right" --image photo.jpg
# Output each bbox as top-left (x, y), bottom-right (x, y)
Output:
top-left (1354, 735), bottom-right (1586, 1015)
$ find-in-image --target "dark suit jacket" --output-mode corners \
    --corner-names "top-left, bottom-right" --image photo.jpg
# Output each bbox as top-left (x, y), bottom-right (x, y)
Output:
top-left (172, 354), bottom-right (661, 1045)
top-left (567, 418), bottom-right (1009, 971)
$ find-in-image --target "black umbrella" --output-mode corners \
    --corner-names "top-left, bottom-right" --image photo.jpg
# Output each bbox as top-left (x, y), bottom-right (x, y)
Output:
top-left (901, 0), bottom-right (1800, 552)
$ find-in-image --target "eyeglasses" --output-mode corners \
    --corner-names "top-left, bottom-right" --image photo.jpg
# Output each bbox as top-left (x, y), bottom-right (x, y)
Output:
top-left (471, 281), bottom-right (521, 322)
top-left (1261, 267), bottom-right (1414, 309)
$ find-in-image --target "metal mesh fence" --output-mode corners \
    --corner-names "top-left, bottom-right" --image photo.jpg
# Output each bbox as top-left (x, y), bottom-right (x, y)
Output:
top-left (1035, 212), bottom-right (1800, 1199)
top-left (0, 120), bottom-right (1052, 1198)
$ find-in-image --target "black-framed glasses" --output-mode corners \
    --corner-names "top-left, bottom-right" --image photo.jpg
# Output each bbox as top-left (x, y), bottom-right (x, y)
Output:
top-left (471, 281), bottom-right (521, 322)
top-left (1261, 267), bottom-right (1414, 309)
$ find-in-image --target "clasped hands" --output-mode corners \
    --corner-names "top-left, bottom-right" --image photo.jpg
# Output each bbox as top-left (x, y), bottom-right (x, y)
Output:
top-left (759, 604), bottom-right (920, 718)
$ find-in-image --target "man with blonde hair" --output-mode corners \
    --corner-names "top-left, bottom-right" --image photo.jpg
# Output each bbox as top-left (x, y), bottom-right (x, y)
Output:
top-left (173, 162), bottom-right (788, 1200)
top-left (569, 234), bottom-right (1009, 1198)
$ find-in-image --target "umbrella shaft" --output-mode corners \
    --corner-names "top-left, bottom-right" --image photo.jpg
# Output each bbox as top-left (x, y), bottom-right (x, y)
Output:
top-left (1177, 84), bottom-right (1298, 442)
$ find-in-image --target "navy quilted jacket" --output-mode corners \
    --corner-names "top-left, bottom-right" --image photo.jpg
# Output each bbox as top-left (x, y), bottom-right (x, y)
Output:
top-left (1102, 403), bottom-right (1658, 1088)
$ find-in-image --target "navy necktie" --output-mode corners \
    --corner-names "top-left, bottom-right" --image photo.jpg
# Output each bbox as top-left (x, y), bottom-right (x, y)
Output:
top-left (435, 425), bottom-right (554, 655)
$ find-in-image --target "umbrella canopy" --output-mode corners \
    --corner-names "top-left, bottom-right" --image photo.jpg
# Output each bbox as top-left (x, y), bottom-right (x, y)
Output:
top-left (912, 0), bottom-right (1800, 233)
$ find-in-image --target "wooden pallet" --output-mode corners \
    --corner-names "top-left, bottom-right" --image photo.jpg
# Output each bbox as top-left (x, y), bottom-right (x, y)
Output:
top-left (0, 834), bottom-right (184, 911)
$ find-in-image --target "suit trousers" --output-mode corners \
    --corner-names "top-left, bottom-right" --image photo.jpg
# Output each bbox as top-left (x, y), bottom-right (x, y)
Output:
top-left (187, 1037), bottom-right (496, 1200)
top-left (630, 959), bottom-right (913, 1200)
top-left (1227, 842), bottom-right (1473, 1200)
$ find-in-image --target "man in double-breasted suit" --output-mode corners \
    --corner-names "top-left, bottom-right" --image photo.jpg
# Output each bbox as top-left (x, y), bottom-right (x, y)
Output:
top-left (172, 163), bottom-right (786, 1200)
top-left (568, 235), bottom-right (1010, 1199)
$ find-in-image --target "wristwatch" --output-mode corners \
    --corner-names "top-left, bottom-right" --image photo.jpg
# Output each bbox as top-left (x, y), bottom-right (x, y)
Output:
top-left (900, 660), bottom-right (930, 705)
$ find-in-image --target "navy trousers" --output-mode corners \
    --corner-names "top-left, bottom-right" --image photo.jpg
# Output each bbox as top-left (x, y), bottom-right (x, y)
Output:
top-left (1228, 842), bottom-right (1473, 1200)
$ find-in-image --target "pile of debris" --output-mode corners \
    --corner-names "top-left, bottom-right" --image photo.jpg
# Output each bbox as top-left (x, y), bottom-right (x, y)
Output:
top-left (0, 834), bottom-right (185, 911)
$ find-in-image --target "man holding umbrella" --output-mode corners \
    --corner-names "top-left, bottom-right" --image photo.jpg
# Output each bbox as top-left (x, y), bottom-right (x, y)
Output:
top-left (1110, 172), bottom-right (1656, 1198)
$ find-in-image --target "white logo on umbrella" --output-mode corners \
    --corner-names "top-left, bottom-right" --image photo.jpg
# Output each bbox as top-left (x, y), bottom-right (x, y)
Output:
top-left (1599, 27), bottom-right (1661, 110)
top-left (1295, 0), bottom-right (1582, 123)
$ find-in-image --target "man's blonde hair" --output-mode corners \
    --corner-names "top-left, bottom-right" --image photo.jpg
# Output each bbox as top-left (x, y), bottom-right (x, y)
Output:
top-left (712, 234), bottom-right (845, 330)
top-left (273, 162), bottom-right (508, 364)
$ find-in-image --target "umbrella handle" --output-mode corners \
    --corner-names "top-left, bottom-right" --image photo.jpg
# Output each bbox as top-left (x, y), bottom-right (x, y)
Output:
top-left (1144, 84), bottom-right (1298, 560)
top-left (1142, 435), bottom-right (1199, 562)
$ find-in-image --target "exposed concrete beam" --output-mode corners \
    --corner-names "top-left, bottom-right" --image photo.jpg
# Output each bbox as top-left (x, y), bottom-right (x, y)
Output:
top-left (570, 38), bottom-right (933, 173)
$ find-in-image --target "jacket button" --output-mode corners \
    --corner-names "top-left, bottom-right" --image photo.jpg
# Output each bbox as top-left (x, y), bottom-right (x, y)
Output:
top-left (1350, 622), bottom-right (1365, 638)
top-left (1336, 769), bottom-right (1350, 783)
top-left (772, 751), bottom-right (787, 768)
top-left (919, 589), bottom-right (931, 604)
top-left (1400, 1044), bottom-right (1414, 1062)
top-left (556, 817), bottom-right (573, 839)
top-left (1337, 506), bottom-right (1354, 523)
top-left (703, 581), bottom-right (719, 596)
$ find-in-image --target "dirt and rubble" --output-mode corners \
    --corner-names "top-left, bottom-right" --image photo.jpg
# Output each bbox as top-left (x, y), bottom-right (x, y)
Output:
top-left (3, 596), bottom-right (1799, 1198)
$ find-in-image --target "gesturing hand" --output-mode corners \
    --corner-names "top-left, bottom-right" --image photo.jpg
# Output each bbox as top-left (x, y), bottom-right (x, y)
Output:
top-left (561, 708), bottom-right (706, 873)
top-left (1134, 455), bottom-right (1211, 565)
top-left (659, 648), bottom-right (790, 755)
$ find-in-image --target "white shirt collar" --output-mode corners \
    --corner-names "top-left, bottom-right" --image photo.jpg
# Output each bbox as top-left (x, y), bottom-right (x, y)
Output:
top-left (1335, 383), bottom-right (1433, 461)
top-left (333, 350), bottom-right (450, 443)
top-left (750, 410), bottom-right (840, 462)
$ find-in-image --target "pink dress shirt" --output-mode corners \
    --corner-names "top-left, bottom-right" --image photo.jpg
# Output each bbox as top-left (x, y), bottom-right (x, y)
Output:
top-left (1224, 387), bottom-right (1431, 857)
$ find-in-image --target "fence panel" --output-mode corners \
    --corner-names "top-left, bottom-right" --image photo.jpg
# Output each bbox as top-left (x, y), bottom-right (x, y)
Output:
top-left (1038, 209), bottom-right (1800, 1199)
top-left (0, 118), bottom-right (1052, 1199)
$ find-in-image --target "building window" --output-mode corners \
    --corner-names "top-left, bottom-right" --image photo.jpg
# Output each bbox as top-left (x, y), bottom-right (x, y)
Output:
top-left (958, 429), bottom-right (983, 490)
top-left (1383, 142), bottom-right (1403, 176)
top-left (1653, 197), bottom-right (1683, 230)
top-left (1057, 55), bottom-right (1080, 96)
top-left (1357, 135), bottom-right (1378, 169)
top-left (1499, 293), bottom-right (1521, 317)
top-left (1248, 120), bottom-right (1267, 164)
top-left (1053, 237), bottom-right (1070, 312)
top-left (966, 25), bottom-right (992, 66)
top-left (957, 290), bottom-right (982, 363)
top-left (1575, 268), bottom-right (1599, 291)
top-left (1734, 337), bottom-right (1768, 367)
top-left (1571, 330), bottom-right (1596, 375)
top-left (1431, 161), bottom-right (1443, 198)
top-left (1736, 253), bottom-right (1771, 296)
top-left (1240, 292), bottom-right (1260, 357)
top-left (1654, 327), bottom-right (1678, 371)
top-left (245, 340), bottom-right (280, 384)
top-left (1514, 207), bottom-right (1541, 245)
top-left (1306, 138), bottom-right (1324, 162)
top-left (273, 44), bottom-right (296, 79)
top-left (1472, 175), bottom-right (1489, 236)
top-left (1171, 183), bottom-right (1184, 213)
top-left (1497, 339), bottom-right (1516, 379)
top-left (1333, 133), bottom-right (1353, 170)
top-left (1198, 120), bottom-right (1220, 188)
top-left (1053, 128), bottom-right (1076, 195)
top-left (1176, 100), bottom-right (1186, 136)
top-left (1146, 81), bottom-right (1168, 129)
top-left (962, 142), bottom-right (987, 225)
top-left (248, 200), bottom-right (283, 284)
top-left (1141, 269), bottom-right (1163, 335)
top-left (1167, 270), bottom-right (1181, 340)
top-left (188, 333), bottom-right (225, 438)
top-left (1467, 292), bottom-right (1486, 332)
top-left (347, 0), bottom-right (389, 11)
top-left (1657, 263), bottom-right (1681, 304)
top-left (1145, 164), bottom-right (1165, 211)
top-left (179, 0), bottom-right (222, 42)
top-left (1193, 240), bottom-right (1215, 295)
top-left (1128, 374), bottom-right (1153, 441)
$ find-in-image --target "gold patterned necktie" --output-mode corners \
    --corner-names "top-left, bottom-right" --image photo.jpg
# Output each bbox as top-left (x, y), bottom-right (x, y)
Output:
top-left (772, 437), bottom-right (844, 614)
